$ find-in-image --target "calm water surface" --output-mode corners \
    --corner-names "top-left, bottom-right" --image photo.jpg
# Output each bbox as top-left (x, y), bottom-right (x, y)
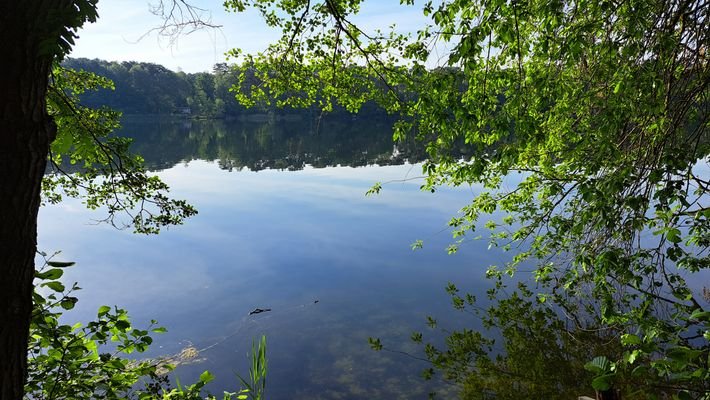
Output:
top-left (38, 118), bottom-right (513, 399)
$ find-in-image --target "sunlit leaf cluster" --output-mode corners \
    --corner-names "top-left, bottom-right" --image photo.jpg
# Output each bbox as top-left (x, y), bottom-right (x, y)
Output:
top-left (27, 253), bottom-right (166, 399)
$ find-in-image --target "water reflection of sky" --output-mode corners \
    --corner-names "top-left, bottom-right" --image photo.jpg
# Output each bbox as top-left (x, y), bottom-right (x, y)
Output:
top-left (39, 160), bottom-right (508, 399)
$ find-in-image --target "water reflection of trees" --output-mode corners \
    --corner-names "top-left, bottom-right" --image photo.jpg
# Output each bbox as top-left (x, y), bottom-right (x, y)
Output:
top-left (409, 277), bottom-right (708, 400)
top-left (417, 283), bottom-right (621, 400)
top-left (120, 116), bottom-right (428, 172)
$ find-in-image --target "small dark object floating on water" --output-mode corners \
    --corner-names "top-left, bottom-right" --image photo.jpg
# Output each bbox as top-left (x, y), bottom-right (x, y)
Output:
top-left (314, 300), bottom-right (319, 304)
top-left (249, 308), bottom-right (271, 315)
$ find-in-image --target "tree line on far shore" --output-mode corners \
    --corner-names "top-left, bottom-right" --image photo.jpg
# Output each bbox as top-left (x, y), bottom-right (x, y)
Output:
top-left (62, 58), bottom-right (390, 120)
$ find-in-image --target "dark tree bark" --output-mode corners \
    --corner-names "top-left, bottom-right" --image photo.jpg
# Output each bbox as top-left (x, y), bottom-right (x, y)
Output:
top-left (597, 389), bottom-right (622, 400)
top-left (0, 2), bottom-right (65, 399)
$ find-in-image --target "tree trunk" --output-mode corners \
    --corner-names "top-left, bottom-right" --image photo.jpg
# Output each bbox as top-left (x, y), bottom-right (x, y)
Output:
top-left (0, 2), bottom-right (60, 399)
top-left (597, 389), bottom-right (622, 400)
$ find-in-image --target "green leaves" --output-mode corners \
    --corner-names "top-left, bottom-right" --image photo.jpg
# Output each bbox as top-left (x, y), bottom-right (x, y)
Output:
top-left (29, 258), bottom-right (160, 398)
top-left (35, 268), bottom-right (64, 280)
top-left (35, 0), bottom-right (99, 59)
top-left (42, 281), bottom-right (65, 293)
top-left (235, 335), bottom-right (267, 400)
top-left (44, 65), bottom-right (197, 235)
top-left (584, 356), bottom-right (613, 374)
top-left (591, 374), bottom-right (615, 391)
top-left (368, 337), bottom-right (383, 351)
top-left (200, 370), bottom-right (216, 384)
top-left (29, 256), bottom-right (246, 400)
top-left (47, 260), bottom-right (76, 268)
top-left (365, 182), bottom-right (382, 196)
top-left (689, 310), bottom-right (710, 325)
top-left (230, 0), bottom-right (709, 396)
top-left (584, 355), bottom-right (617, 391)
top-left (60, 297), bottom-right (78, 310)
top-left (98, 305), bottom-right (111, 317)
top-left (619, 334), bottom-right (641, 346)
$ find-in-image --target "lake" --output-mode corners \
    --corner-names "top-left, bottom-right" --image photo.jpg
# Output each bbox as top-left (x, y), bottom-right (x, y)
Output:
top-left (38, 117), bottom-right (517, 399)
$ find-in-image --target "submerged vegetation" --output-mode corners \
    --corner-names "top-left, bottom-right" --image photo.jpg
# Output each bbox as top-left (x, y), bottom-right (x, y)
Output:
top-left (29, 253), bottom-right (267, 400)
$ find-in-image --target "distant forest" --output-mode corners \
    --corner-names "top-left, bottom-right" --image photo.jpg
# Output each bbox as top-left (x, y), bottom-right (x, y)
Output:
top-left (62, 58), bottom-right (390, 119)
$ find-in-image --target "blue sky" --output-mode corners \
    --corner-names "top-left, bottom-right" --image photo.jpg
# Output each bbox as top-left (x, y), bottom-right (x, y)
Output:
top-left (70, 1), bottom-right (430, 73)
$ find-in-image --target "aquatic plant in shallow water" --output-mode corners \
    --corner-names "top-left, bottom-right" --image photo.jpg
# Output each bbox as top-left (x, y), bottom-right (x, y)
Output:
top-left (26, 253), bottom-right (266, 400)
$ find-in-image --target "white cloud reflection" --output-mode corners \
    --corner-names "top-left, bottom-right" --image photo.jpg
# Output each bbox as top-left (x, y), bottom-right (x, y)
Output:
top-left (38, 161), bottom-right (487, 327)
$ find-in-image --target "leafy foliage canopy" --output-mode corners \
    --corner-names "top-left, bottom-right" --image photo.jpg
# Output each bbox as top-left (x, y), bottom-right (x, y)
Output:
top-left (225, 0), bottom-right (709, 396)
